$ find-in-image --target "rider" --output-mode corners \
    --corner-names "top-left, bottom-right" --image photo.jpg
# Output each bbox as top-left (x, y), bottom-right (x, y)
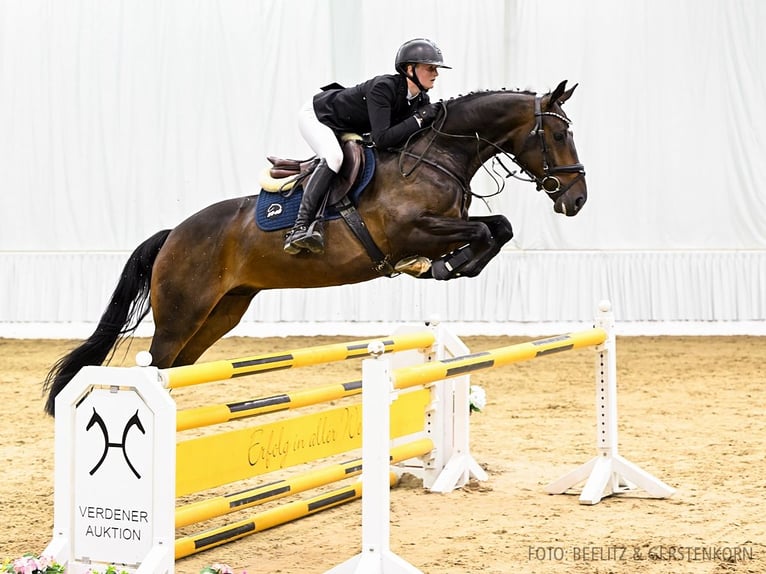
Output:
top-left (283, 38), bottom-right (451, 255)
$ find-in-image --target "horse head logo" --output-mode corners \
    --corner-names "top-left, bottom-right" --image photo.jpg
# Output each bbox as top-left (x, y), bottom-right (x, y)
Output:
top-left (266, 204), bottom-right (283, 218)
top-left (86, 408), bottom-right (145, 479)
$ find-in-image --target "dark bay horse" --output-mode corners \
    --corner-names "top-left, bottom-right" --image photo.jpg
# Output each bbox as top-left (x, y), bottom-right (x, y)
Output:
top-left (43, 80), bottom-right (587, 415)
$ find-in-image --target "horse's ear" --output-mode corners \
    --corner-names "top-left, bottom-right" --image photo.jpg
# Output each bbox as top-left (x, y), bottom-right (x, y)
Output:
top-left (560, 82), bottom-right (578, 104)
top-left (550, 80), bottom-right (568, 105)
top-left (551, 80), bottom-right (578, 107)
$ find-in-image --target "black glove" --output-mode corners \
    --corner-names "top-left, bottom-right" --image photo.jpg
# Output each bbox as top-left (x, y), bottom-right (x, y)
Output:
top-left (414, 103), bottom-right (441, 127)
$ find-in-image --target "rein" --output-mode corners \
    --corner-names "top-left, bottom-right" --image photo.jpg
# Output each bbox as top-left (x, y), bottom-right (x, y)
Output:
top-left (398, 150), bottom-right (469, 190)
top-left (397, 104), bottom-right (460, 181)
top-left (396, 94), bottom-right (585, 200)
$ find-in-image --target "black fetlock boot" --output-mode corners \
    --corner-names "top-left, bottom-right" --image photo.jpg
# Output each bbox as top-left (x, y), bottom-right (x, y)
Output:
top-left (283, 160), bottom-right (335, 255)
top-left (431, 245), bottom-right (476, 280)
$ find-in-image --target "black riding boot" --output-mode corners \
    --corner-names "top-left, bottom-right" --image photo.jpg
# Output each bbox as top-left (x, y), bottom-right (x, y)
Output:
top-left (283, 160), bottom-right (335, 254)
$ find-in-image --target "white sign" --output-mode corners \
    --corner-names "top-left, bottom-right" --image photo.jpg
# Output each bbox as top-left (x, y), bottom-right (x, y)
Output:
top-left (73, 387), bottom-right (156, 564)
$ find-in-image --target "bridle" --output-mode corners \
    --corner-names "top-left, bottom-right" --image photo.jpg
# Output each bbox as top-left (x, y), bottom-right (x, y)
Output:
top-left (397, 93), bottom-right (585, 200)
top-left (529, 94), bottom-right (586, 195)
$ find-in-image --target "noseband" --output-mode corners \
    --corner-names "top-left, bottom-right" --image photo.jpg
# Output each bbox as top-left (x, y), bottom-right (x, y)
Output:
top-left (530, 95), bottom-right (586, 196)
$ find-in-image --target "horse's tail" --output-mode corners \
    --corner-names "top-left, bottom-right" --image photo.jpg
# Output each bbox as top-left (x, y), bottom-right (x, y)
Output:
top-left (43, 229), bottom-right (172, 416)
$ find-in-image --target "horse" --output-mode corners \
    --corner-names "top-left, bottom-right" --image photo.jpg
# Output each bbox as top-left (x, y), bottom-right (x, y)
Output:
top-left (43, 79), bottom-right (587, 415)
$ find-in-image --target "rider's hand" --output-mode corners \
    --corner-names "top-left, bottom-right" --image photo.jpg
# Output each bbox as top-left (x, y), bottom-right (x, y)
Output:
top-left (414, 103), bottom-right (441, 127)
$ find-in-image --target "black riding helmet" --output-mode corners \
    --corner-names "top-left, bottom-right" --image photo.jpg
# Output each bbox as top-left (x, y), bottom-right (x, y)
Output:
top-left (395, 38), bottom-right (451, 92)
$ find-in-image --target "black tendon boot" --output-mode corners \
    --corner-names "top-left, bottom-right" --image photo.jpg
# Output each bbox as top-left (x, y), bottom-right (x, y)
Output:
top-left (283, 160), bottom-right (335, 254)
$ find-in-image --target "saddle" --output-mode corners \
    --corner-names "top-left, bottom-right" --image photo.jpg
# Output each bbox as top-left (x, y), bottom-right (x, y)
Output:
top-left (256, 136), bottom-right (394, 276)
top-left (259, 135), bottom-right (366, 205)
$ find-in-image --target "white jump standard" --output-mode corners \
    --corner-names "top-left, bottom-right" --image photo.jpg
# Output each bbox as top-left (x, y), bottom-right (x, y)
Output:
top-left (545, 301), bottom-right (675, 504)
top-left (327, 301), bottom-right (675, 573)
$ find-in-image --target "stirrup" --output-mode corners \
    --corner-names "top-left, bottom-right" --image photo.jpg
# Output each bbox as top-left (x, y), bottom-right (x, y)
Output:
top-left (291, 220), bottom-right (325, 254)
top-left (283, 222), bottom-right (325, 255)
top-left (283, 225), bottom-right (308, 255)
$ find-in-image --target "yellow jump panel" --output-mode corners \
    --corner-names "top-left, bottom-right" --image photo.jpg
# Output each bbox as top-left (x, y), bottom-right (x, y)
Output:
top-left (176, 388), bottom-right (430, 496)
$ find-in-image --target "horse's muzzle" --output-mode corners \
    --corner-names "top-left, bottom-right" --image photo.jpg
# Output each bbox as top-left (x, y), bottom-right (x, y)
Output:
top-left (554, 180), bottom-right (588, 216)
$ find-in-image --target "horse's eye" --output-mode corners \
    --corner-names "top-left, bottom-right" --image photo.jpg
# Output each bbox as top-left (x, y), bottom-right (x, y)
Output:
top-left (553, 132), bottom-right (566, 142)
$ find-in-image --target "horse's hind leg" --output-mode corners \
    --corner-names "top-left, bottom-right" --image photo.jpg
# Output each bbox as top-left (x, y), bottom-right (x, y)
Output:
top-left (148, 291), bottom-right (256, 368)
top-left (171, 291), bottom-right (257, 366)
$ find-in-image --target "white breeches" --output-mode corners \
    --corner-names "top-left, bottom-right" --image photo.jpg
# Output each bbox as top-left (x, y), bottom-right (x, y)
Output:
top-left (298, 98), bottom-right (343, 174)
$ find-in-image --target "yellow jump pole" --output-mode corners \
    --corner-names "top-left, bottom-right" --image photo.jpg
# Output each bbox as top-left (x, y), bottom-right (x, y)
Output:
top-left (393, 329), bottom-right (607, 390)
top-left (175, 438), bottom-right (433, 528)
top-left (163, 331), bottom-right (435, 389)
top-left (175, 473), bottom-right (398, 560)
top-left (177, 378), bottom-right (364, 432)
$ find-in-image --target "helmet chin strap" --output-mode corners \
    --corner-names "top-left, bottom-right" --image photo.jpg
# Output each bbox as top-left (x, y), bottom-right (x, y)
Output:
top-left (405, 64), bottom-right (428, 93)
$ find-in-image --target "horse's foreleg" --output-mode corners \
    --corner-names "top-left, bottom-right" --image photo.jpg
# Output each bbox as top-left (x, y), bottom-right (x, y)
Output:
top-left (406, 214), bottom-right (513, 280)
top-left (451, 214), bottom-right (513, 278)
top-left (402, 214), bottom-right (497, 280)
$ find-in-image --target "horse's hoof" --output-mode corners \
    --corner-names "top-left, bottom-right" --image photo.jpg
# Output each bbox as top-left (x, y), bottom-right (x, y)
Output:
top-left (394, 256), bottom-right (432, 277)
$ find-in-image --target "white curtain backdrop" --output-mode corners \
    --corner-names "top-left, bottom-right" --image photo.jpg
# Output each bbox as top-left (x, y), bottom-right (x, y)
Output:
top-left (1, 0), bottom-right (765, 335)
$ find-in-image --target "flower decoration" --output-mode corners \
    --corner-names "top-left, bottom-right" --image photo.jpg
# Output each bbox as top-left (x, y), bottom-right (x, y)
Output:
top-left (2, 555), bottom-right (242, 574)
top-left (469, 384), bottom-right (486, 413)
top-left (1, 555), bottom-right (64, 574)
top-left (2, 555), bottom-right (245, 574)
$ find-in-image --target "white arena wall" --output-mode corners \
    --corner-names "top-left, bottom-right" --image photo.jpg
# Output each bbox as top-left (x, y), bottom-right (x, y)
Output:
top-left (1, 1), bottom-right (765, 337)
top-left (2, 250), bottom-right (764, 337)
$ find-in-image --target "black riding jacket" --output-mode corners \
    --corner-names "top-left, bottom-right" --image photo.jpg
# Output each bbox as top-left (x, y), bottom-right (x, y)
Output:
top-left (312, 74), bottom-right (429, 150)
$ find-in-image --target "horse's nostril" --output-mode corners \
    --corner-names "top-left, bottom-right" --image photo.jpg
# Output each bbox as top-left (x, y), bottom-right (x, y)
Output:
top-left (575, 195), bottom-right (586, 209)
